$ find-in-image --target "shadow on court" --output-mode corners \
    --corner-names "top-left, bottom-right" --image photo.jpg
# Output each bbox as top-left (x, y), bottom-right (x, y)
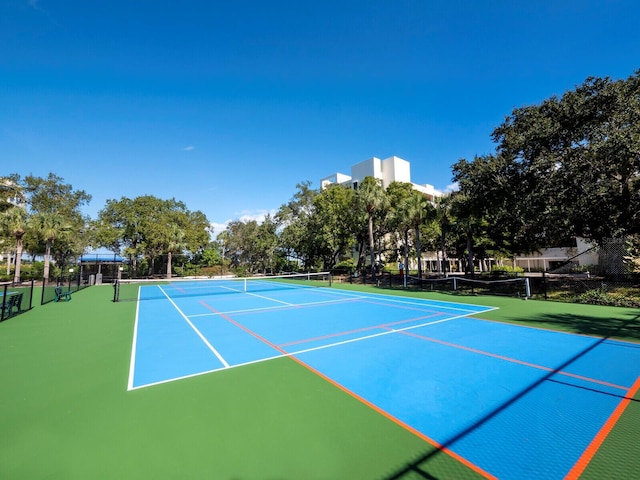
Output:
top-left (381, 315), bottom-right (639, 480)
top-left (504, 311), bottom-right (640, 342)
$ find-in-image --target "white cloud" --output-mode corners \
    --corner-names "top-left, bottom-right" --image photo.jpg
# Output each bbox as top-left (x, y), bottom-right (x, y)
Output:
top-left (443, 182), bottom-right (459, 193)
top-left (209, 209), bottom-right (278, 238)
top-left (183, 146), bottom-right (195, 151)
top-left (237, 209), bottom-right (277, 223)
top-left (209, 222), bottom-right (228, 238)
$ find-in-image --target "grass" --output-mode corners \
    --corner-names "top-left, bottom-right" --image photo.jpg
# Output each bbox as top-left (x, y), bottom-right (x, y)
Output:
top-left (1, 284), bottom-right (638, 479)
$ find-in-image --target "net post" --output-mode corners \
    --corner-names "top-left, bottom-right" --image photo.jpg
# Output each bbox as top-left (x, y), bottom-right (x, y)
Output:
top-left (328, 274), bottom-right (333, 287)
top-left (525, 277), bottom-right (531, 298)
top-left (453, 277), bottom-right (457, 291)
top-left (28, 279), bottom-right (34, 310)
top-left (112, 279), bottom-right (119, 302)
top-left (0, 284), bottom-right (7, 321)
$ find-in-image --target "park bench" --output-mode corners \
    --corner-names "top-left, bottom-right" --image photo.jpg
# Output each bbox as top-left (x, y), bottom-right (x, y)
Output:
top-left (1, 292), bottom-right (23, 319)
top-left (54, 286), bottom-right (72, 302)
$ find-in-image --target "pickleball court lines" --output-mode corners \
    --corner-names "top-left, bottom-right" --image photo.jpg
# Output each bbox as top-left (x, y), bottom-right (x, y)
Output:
top-left (190, 295), bottom-right (365, 318)
top-left (391, 328), bottom-right (630, 391)
top-left (278, 311), bottom-right (448, 348)
top-left (197, 300), bottom-right (497, 479)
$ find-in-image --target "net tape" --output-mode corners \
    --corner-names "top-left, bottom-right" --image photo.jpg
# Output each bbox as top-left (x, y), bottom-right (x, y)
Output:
top-left (408, 275), bottom-right (530, 297)
top-left (114, 272), bottom-right (332, 302)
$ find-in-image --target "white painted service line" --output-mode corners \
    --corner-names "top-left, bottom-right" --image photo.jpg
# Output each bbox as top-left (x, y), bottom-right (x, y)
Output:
top-left (188, 296), bottom-right (365, 318)
top-left (127, 285), bottom-right (144, 391)
top-left (159, 285), bottom-right (230, 368)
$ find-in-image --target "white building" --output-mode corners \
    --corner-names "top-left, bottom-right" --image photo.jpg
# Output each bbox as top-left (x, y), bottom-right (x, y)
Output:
top-left (321, 156), bottom-right (443, 202)
top-left (515, 238), bottom-right (600, 272)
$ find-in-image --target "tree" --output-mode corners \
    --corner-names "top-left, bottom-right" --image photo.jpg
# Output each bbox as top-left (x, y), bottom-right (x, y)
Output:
top-left (200, 242), bottom-right (223, 267)
top-left (222, 219), bottom-right (260, 273)
top-left (0, 206), bottom-right (28, 282)
top-left (0, 175), bottom-right (25, 213)
top-left (489, 71), bottom-right (640, 246)
top-left (386, 182), bottom-right (415, 283)
top-left (23, 173), bottom-right (92, 273)
top-left (164, 225), bottom-right (186, 279)
top-left (357, 177), bottom-right (389, 276)
top-left (404, 190), bottom-right (432, 278)
top-left (276, 181), bottom-right (320, 270)
top-left (255, 215), bottom-right (279, 274)
top-left (95, 196), bottom-right (210, 277)
top-left (28, 212), bottom-right (71, 280)
top-left (311, 184), bottom-right (358, 270)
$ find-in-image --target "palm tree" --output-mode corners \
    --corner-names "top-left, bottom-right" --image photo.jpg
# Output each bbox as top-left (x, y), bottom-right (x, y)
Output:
top-left (29, 212), bottom-right (69, 280)
top-left (434, 196), bottom-right (452, 274)
top-left (392, 199), bottom-right (412, 287)
top-left (357, 177), bottom-right (389, 277)
top-left (405, 190), bottom-right (430, 278)
top-left (166, 225), bottom-right (186, 279)
top-left (1, 206), bottom-right (28, 283)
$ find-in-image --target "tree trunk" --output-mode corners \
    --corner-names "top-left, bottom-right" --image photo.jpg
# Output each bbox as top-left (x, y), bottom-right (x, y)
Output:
top-left (14, 235), bottom-right (23, 283)
top-left (44, 240), bottom-right (52, 280)
top-left (466, 231), bottom-right (474, 277)
top-left (403, 229), bottom-right (409, 288)
top-left (440, 229), bottom-right (446, 275)
top-left (415, 224), bottom-right (422, 279)
top-left (368, 212), bottom-right (375, 277)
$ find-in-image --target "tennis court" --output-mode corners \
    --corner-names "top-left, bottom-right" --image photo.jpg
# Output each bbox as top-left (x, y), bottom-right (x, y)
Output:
top-left (129, 277), bottom-right (640, 479)
top-left (2, 281), bottom-right (639, 479)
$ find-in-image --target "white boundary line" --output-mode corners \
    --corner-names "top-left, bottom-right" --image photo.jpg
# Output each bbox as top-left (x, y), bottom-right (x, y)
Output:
top-left (129, 311), bottom-right (473, 391)
top-left (232, 288), bottom-right (294, 306)
top-left (127, 285), bottom-right (143, 390)
top-left (325, 287), bottom-right (497, 313)
top-left (189, 296), bottom-right (365, 318)
top-left (158, 285), bottom-right (230, 368)
top-left (128, 283), bottom-right (497, 391)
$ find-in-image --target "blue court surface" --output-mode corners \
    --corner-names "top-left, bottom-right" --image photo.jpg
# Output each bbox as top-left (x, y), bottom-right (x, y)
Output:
top-left (128, 281), bottom-right (640, 479)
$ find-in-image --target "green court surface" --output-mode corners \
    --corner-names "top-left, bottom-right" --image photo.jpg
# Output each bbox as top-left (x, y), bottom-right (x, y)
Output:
top-left (1, 285), bottom-right (638, 479)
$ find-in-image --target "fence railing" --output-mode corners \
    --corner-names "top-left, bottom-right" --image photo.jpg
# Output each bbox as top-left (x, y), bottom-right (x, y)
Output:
top-left (334, 271), bottom-right (640, 307)
top-left (1, 280), bottom-right (35, 322)
top-left (41, 274), bottom-right (91, 305)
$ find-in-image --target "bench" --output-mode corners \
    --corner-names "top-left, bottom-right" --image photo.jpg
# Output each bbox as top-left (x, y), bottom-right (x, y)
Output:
top-left (54, 286), bottom-right (72, 302)
top-left (1, 292), bottom-right (23, 319)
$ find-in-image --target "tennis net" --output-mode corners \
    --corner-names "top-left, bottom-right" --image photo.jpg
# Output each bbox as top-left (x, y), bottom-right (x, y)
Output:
top-left (113, 272), bottom-right (333, 302)
top-left (408, 275), bottom-right (530, 298)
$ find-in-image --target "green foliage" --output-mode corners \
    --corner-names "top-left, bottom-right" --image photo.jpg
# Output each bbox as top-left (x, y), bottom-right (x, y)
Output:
top-left (573, 289), bottom-right (640, 308)
top-left (200, 247), bottom-right (222, 267)
top-left (490, 265), bottom-right (524, 275)
top-left (489, 71), bottom-right (639, 246)
top-left (332, 258), bottom-right (356, 275)
top-left (95, 195), bottom-right (210, 278)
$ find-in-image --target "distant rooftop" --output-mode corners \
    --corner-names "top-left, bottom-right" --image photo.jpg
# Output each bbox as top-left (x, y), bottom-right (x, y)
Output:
top-left (321, 155), bottom-right (443, 201)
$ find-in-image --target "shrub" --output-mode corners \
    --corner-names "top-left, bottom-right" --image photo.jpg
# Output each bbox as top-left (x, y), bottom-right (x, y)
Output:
top-left (490, 265), bottom-right (524, 276)
top-left (332, 259), bottom-right (356, 275)
top-left (574, 289), bottom-right (640, 308)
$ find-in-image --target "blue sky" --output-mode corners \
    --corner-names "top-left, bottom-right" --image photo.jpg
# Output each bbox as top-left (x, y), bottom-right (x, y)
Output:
top-left (2, 0), bottom-right (639, 236)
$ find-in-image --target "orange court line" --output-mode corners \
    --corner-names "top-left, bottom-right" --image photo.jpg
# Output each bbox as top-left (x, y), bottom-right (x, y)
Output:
top-left (564, 375), bottom-right (640, 479)
top-left (394, 329), bottom-right (629, 391)
top-left (278, 312), bottom-right (445, 347)
top-left (199, 300), bottom-right (496, 479)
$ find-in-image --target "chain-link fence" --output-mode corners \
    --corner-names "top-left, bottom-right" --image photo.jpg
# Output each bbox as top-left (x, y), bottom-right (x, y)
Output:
top-left (41, 274), bottom-right (91, 305)
top-left (1, 280), bottom-right (35, 321)
top-left (333, 237), bottom-right (640, 308)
